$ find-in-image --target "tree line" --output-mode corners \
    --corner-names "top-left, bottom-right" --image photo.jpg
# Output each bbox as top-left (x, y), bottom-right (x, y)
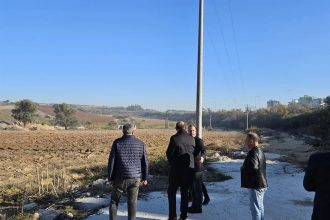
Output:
top-left (11, 100), bottom-right (77, 130)
top-left (143, 97), bottom-right (330, 145)
top-left (9, 97), bottom-right (330, 146)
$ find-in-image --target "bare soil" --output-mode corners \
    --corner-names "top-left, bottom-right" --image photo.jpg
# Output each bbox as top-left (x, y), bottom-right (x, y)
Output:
top-left (0, 129), bottom-right (245, 190)
top-left (0, 128), bottom-right (315, 219)
top-left (261, 129), bottom-right (316, 166)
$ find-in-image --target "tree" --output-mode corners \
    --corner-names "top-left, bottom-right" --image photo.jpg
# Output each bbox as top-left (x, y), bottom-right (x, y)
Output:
top-left (53, 103), bottom-right (78, 130)
top-left (108, 121), bottom-right (118, 130)
top-left (11, 99), bottom-right (37, 127)
top-left (325, 96), bottom-right (330, 107)
top-left (127, 105), bottom-right (143, 111)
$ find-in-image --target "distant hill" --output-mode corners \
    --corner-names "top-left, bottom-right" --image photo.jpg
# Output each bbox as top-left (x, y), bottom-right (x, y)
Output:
top-left (0, 102), bottom-right (196, 126)
top-left (37, 104), bottom-right (114, 123)
top-left (73, 104), bottom-right (162, 118)
top-left (0, 103), bottom-right (114, 124)
top-left (0, 105), bottom-right (15, 123)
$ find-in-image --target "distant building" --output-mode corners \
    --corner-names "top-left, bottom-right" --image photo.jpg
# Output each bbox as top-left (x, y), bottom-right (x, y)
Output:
top-left (297, 95), bottom-right (324, 108)
top-left (298, 95), bottom-right (313, 105)
top-left (288, 99), bottom-right (299, 106)
top-left (311, 98), bottom-right (324, 108)
top-left (267, 100), bottom-right (280, 108)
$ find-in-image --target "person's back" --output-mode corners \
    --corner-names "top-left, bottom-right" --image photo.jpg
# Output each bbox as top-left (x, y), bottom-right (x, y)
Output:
top-left (110, 135), bottom-right (147, 180)
top-left (304, 152), bottom-right (330, 220)
top-left (108, 123), bottom-right (148, 220)
top-left (166, 121), bottom-right (195, 220)
top-left (167, 130), bottom-right (195, 172)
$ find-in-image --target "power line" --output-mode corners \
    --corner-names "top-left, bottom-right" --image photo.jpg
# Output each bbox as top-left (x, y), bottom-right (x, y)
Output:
top-left (210, 0), bottom-right (242, 88)
top-left (228, 0), bottom-right (245, 90)
top-left (211, 0), bottom-right (234, 72)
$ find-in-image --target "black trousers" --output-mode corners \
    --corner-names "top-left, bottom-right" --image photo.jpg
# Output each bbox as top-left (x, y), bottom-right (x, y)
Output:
top-left (191, 171), bottom-right (203, 209)
top-left (202, 181), bottom-right (209, 199)
top-left (168, 169), bottom-right (193, 219)
top-left (312, 192), bottom-right (330, 220)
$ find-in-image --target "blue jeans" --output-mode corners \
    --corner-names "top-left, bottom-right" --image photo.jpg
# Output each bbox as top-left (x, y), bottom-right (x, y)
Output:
top-left (248, 188), bottom-right (267, 220)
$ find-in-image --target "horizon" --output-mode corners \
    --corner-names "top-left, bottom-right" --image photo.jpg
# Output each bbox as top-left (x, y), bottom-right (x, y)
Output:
top-left (1, 1), bottom-right (329, 111)
top-left (1, 95), bottom-right (327, 113)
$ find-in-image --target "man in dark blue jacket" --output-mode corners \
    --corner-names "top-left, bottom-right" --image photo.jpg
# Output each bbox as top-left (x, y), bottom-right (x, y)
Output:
top-left (108, 123), bottom-right (148, 220)
top-left (304, 152), bottom-right (330, 220)
top-left (166, 121), bottom-right (195, 220)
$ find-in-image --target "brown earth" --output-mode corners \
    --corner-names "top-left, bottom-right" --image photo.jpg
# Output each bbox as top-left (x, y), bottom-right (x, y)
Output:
top-left (37, 105), bottom-right (114, 123)
top-left (261, 129), bottom-right (316, 166)
top-left (0, 129), bottom-right (245, 192)
top-left (0, 128), bottom-right (315, 219)
top-left (0, 127), bottom-right (314, 193)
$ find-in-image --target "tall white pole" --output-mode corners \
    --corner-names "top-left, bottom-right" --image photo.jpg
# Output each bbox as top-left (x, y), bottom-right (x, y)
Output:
top-left (246, 105), bottom-right (249, 130)
top-left (196, 0), bottom-right (204, 138)
top-left (246, 111), bottom-right (249, 130)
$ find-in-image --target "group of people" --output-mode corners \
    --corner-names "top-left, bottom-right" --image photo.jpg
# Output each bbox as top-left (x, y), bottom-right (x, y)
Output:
top-left (107, 121), bottom-right (330, 220)
top-left (166, 121), bottom-right (209, 220)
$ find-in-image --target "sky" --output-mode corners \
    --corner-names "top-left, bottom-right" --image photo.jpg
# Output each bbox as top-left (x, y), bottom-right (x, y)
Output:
top-left (1, 0), bottom-right (329, 111)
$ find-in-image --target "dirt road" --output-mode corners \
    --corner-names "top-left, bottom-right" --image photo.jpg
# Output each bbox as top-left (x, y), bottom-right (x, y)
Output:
top-left (261, 129), bottom-right (316, 166)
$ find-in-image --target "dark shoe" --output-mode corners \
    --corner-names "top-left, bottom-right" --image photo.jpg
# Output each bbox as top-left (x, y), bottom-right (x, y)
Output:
top-left (188, 206), bottom-right (202, 213)
top-left (202, 197), bottom-right (210, 205)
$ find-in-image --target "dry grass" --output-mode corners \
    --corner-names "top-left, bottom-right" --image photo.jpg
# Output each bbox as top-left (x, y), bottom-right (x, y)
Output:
top-left (0, 105), bottom-right (14, 110)
top-left (0, 129), bottom-right (244, 196)
top-left (37, 105), bottom-right (114, 124)
top-left (205, 131), bottom-right (245, 154)
top-left (0, 109), bottom-right (14, 123)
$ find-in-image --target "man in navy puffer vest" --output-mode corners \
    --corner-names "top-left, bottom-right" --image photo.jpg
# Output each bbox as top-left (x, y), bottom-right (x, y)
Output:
top-left (108, 123), bottom-right (148, 220)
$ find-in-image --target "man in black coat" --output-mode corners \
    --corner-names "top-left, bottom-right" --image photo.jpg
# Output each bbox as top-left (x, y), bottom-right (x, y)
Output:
top-left (303, 152), bottom-right (330, 220)
top-left (241, 132), bottom-right (267, 220)
top-left (166, 121), bottom-right (195, 220)
top-left (187, 124), bottom-right (207, 213)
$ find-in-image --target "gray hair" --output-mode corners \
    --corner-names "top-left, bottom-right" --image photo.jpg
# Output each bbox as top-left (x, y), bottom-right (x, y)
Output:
top-left (246, 132), bottom-right (260, 142)
top-left (123, 123), bottom-right (136, 134)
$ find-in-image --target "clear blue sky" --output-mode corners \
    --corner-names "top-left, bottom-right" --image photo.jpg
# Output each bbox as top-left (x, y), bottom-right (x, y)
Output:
top-left (1, 0), bottom-right (329, 111)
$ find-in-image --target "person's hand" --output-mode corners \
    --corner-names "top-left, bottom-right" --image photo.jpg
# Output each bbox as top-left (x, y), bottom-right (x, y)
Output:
top-left (200, 157), bottom-right (205, 163)
top-left (140, 180), bottom-right (148, 186)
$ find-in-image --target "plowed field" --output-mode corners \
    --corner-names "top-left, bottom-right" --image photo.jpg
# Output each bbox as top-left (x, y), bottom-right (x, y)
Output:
top-left (0, 129), bottom-right (244, 191)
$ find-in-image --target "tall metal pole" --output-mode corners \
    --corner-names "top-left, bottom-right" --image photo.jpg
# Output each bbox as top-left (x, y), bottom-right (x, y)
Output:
top-left (246, 105), bottom-right (250, 130)
top-left (246, 111), bottom-right (249, 130)
top-left (165, 110), bottom-right (169, 129)
top-left (196, 0), bottom-right (204, 138)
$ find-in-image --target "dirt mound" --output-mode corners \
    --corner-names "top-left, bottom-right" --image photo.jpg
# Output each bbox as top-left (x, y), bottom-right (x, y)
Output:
top-left (26, 123), bottom-right (64, 131)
